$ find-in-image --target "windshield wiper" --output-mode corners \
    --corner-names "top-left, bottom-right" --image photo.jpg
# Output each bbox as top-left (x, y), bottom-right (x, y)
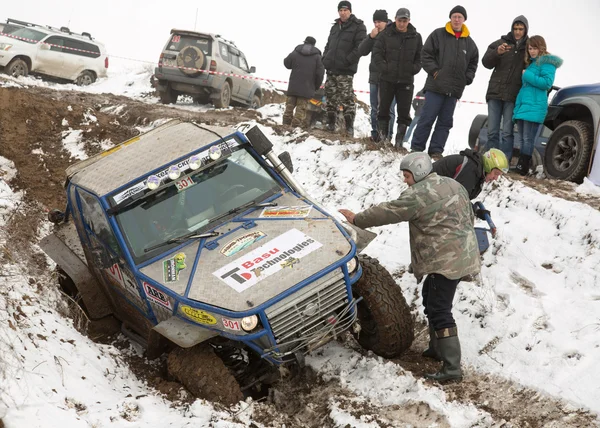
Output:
top-left (203, 200), bottom-right (278, 227)
top-left (144, 231), bottom-right (220, 253)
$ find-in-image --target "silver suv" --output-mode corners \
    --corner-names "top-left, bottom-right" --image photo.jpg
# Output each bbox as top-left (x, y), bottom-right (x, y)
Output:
top-left (154, 30), bottom-right (262, 108)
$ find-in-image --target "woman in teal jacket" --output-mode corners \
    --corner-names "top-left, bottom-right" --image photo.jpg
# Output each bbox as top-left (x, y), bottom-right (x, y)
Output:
top-left (513, 35), bottom-right (562, 175)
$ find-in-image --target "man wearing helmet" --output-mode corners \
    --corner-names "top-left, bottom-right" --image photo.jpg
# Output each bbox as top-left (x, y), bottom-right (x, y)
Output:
top-left (432, 148), bottom-right (508, 218)
top-left (339, 152), bottom-right (480, 383)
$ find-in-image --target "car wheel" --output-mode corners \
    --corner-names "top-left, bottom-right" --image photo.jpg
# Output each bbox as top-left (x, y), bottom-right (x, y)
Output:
top-left (158, 86), bottom-right (178, 104)
top-left (213, 82), bottom-right (231, 108)
top-left (6, 59), bottom-right (29, 78)
top-left (250, 94), bottom-right (261, 109)
top-left (193, 94), bottom-right (210, 105)
top-left (469, 114), bottom-right (488, 150)
top-left (176, 46), bottom-right (205, 77)
top-left (76, 70), bottom-right (96, 86)
top-left (544, 120), bottom-right (593, 183)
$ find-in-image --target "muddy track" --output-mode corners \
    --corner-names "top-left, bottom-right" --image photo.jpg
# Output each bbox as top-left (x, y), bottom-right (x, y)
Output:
top-left (1, 81), bottom-right (599, 426)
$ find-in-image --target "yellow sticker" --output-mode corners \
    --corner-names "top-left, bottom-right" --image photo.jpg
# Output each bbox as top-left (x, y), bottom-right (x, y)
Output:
top-left (180, 305), bottom-right (217, 325)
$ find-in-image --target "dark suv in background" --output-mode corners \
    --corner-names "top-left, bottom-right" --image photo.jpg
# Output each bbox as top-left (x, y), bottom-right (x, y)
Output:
top-left (153, 30), bottom-right (262, 109)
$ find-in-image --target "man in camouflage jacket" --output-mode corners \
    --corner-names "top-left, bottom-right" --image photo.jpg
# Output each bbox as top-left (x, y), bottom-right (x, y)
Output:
top-left (339, 152), bottom-right (480, 382)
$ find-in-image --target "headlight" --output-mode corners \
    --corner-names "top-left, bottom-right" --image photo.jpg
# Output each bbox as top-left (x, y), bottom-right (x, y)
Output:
top-left (0, 43), bottom-right (12, 51)
top-left (241, 315), bottom-right (258, 331)
top-left (346, 257), bottom-right (358, 273)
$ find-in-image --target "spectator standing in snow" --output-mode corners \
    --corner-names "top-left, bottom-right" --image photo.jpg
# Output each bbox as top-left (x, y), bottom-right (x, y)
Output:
top-left (403, 88), bottom-right (425, 143)
top-left (513, 35), bottom-right (562, 175)
top-left (338, 152), bottom-right (480, 383)
top-left (358, 9), bottom-right (396, 143)
top-left (322, 1), bottom-right (367, 136)
top-left (283, 36), bottom-right (325, 128)
top-left (372, 7), bottom-right (423, 148)
top-left (482, 16), bottom-right (529, 163)
top-left (410, 5), bottom-right (478, 160)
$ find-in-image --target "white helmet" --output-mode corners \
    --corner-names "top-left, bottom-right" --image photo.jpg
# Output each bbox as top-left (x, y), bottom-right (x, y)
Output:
top-left (400, 152), bottom-right (433, 182)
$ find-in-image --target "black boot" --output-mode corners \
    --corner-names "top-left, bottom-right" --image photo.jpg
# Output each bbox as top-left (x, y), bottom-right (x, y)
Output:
top-left (344, 114), bottom-right (355, 137)
top-left (326, 112), bottom-right (336, 132)
top-left (394, 124), bottom-right (407, 150)
top-left (425, 330), bottom-right (462, 382)
top-left (422, 325), bottom-right (442, 361)
top-left (515, 154), bottom-right (532, 176)
top-left (377, 120), bottom-right (390, 143)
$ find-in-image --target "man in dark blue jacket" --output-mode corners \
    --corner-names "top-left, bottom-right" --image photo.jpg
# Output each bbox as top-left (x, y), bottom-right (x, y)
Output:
top-left (410, 5), bottom-right (478, 159)
top-left (283, 36), bottom-right (325, 128)
top-left (322, 1), bottom-right (367, 136)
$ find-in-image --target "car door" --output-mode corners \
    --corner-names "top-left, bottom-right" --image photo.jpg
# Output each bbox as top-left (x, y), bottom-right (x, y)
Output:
top-left (238, 55), bottom-right (255, 103)
top-left (62, 38), bottom-right (88, 80)
top-left (227, 46), bottom-right (248, 100)
top-left (35, 36), bottom-right (67, 78)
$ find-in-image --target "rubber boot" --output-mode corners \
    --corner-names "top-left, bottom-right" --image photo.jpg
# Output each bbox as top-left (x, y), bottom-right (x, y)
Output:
top-left (515, 154), bottom-right (531, 176)
top-left (394, 124), bottom-right (407, 150)
top-left (344, 114), bottom-right (355, 137)
top-left (377, 120), bottom-right (390, 143)
top-left (425, 331), bottom-right (462, 382)
top-left (327, 112), bottom-right (336, 132)
top-left (422, 325), bottom-right (442, 361)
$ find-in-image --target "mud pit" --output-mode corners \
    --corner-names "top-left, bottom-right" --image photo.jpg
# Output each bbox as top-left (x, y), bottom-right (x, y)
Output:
top-left (1, 81), bottom-right (598, 427)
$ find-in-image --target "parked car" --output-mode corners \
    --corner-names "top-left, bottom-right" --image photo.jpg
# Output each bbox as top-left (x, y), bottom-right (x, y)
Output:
top-left (0, 18), bottom-right (108, 85)
top-left (469, 83), bottom-right (600, 183)
top-left (153, 30), bottom-right (262, 108)
top-left (40, 120), bottom-right (413, 404)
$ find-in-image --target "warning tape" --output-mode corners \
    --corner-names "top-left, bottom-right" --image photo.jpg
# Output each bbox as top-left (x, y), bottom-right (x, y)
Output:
top-left (0, 31), bottom-right (486, 103)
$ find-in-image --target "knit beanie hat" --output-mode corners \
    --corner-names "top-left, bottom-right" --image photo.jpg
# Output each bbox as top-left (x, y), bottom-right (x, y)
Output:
top-left (449, 5), bottom-right (467, 20)
top-left (303, 36), bottom-right (316, 45)
top-left (338, 1), bottom-right (351, 11)
top-left (373, 9), bottom-right (388, 22)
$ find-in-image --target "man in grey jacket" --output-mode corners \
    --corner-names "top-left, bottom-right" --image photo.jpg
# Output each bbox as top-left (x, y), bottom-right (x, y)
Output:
top-left (410, 5), bottom-right (478, 159)
top-left (283, 36), bottom-right (325, 128)
top-left (339, 152), bottom-right (480, 382)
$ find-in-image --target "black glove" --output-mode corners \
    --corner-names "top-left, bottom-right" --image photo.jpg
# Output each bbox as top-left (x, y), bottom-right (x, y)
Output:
top-left (475, 208), bottom-right (491, 221)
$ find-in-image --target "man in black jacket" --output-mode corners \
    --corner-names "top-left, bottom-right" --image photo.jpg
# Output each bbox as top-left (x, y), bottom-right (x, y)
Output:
top-left (358, 9), bottom-right (395, 142)
top-left (322, 1), bottom-right (367, 136)
top-left (283, 36), bottom-right (325, 128)
top-left (372, 8), bottom-right (422, 148)
top-left (411, 5), bottom-right (478, 159)
top-left (482, 16), bottom-right (529, 162)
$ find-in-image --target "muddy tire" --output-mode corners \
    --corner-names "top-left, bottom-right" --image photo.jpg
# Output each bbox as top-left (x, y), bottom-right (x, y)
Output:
top-left (6, 58), bottom-right (29, 78)
top-left (158, 86), bottom-right (178, 104)
top-left (250, 94), bottom-right (261, 109)
top-left (213, 82), bottom-right (231, 108)
top-left (544, 120), bottom-right (593, 183)
top-left (168, 344), bottom-right (243, 405)
top-left (75, 70), bottom-right (96, 86)
top-left (352, 255), bottom-right (414, 358)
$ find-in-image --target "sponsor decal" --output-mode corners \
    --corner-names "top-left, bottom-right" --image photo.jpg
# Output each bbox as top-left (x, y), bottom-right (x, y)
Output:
top-left (143, 281), bottom-right (172, 310)
top-left (259, 205), bottom-right (313, 218)
top-left (213, 229), bottom-right (322, 293)
top-left (163, 252), bottom-right (187, 283)
top-left (105, 263), bottom-right (139, 296)
top-left (112, 139), bottom-right (239, 204)
top-left (180, 305), bottom-right (217, 325)
top-left (220, 231), bottom-right (267, 257)
top-left (222, 318), bottom-right (241, 331)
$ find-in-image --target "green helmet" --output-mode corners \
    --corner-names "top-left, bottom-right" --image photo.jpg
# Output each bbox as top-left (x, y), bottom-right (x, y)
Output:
top-left (482, 149), bottom-right (509, 173)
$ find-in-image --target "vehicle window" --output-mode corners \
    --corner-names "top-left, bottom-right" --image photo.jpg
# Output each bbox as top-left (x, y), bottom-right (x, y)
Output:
top-left (8, 27), bottom-right (47, 43)
top-left (63, 38), bottom-right (101, 58)
top-left (219, 42), bottom-right (229, 61)
top-left (115, 147), bottom-right (280, 263)
top-left (167, 34), bottom-right (212, 56)
top-left (46, 36), bottom-right (65, 52)
top-left (239, 56), bottom-right (249, 72)
top-left (78, 189), bottom-right (122, 256)
top-left (229, 52), bottom-right (240, 68)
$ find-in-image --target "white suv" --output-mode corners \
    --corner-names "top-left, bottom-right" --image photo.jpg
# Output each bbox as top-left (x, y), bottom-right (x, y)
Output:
top-left (0, 19), bottom-right (108, 85)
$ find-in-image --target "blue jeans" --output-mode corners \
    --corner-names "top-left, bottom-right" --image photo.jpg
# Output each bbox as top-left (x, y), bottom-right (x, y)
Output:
top-left (411, 91), bottom-right (457, 154)
top-left (487, 99), bottom-right (516, 161)
top-left (369, 83), bottom-right (396, 138)
top-left (516, 120), bottom-right (540, 156)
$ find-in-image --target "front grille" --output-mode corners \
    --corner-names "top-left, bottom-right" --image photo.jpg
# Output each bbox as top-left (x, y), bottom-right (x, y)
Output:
top-left (264, 276), bottom-right (356, 362)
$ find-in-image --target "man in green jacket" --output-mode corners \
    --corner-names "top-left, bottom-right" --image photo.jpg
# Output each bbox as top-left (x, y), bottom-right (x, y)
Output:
top-left (339, 152), bottom-right (480, 382)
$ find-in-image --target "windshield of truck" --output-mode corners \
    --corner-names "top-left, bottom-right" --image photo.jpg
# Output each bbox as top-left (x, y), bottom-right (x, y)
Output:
top-left (114, 146), bottom-right (280, 263)
top-left (7, 27), bottom-right (47, 43)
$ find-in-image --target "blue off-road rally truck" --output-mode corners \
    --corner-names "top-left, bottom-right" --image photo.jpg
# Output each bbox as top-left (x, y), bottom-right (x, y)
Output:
top-left (40, 120), bottom-right (414, 404)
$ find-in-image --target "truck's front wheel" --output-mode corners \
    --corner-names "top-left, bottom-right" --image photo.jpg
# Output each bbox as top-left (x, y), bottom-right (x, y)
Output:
top-left (352, 255), bottom-right (414, 358)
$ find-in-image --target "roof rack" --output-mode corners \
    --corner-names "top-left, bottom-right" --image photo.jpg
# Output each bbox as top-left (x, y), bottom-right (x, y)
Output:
top-left (214, 34), bottom-right (237, 47)
top-left (6, 18), bottom-right (94, 40)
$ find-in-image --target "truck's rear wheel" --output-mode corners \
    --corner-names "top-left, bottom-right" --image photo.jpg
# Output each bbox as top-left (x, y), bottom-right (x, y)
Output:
top-left (352, 255), bottom-right (414, 358)
top-left (168, 344), bottom-right (243, 405)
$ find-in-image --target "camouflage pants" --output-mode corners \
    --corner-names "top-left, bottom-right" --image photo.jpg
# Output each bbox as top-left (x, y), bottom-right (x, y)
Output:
top-left (324, 74), bottom-right (355, 117)
top-left (283, 96), bottom-right (309, 127)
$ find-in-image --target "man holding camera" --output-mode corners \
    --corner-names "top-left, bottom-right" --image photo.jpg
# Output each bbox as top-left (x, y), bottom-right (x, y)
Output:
top-left (482, 16), bottom-right (529, 163)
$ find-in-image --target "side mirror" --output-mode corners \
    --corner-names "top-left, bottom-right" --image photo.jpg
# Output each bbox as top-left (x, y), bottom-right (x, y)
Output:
top-left (40, 43), bottom-right (50, 50)
top-left (278, 152), bottom-right (293, 173)
top-left (250, 66), bottom-right (256, 74)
